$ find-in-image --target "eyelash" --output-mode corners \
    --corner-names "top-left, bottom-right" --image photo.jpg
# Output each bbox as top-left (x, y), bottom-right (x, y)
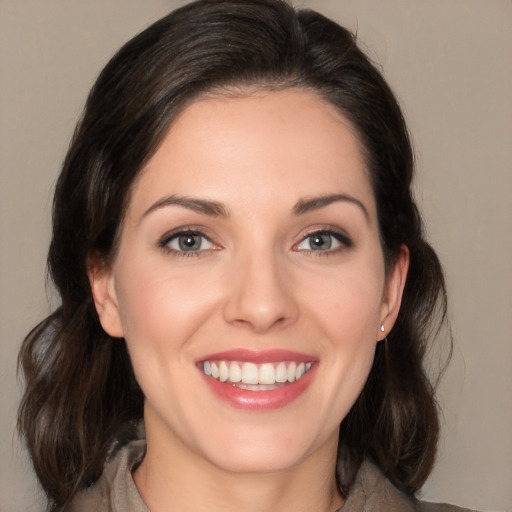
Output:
top-left (294, 229), bottom-right (353, 256)
top-left (158, 227), bottom-right (353, 258)
top-left (159, 229), bottom-right (217, 258)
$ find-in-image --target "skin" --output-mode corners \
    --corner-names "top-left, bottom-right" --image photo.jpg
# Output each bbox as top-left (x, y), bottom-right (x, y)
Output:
top-left (90, 89), bottom-right (409, 512)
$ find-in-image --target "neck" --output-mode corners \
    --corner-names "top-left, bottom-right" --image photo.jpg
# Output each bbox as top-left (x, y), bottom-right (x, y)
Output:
top-left (134, 419), bottom-right (343, 512)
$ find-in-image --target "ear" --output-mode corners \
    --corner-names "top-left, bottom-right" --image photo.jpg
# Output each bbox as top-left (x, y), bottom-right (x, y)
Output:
top-left (378, 244), bottom-right (409, 340)
top-left (87, 252), bottom-right (124, 338)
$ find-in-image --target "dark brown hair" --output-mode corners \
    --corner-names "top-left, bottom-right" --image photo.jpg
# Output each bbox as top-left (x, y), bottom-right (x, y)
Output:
top-left (18, 0), bottom-right (448, 508)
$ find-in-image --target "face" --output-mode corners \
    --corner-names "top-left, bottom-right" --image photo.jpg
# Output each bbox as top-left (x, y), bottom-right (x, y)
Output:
top-left (91, 89), bottom-right (407, 477)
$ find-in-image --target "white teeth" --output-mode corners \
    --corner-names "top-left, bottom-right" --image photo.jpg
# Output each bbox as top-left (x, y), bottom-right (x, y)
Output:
top-left (237, 383), bottom-right (280, 391)
top-left (259, 363), bottom-right (276, 385)
top-left (229, 361), bottom-right (241, 382)
top-left (287, 362), bottom-right (296, 382)
top-left (202, 360), bottom-right (313, 386)
top-left (296, 362), bottom-right (305, 380)
top-left (219, 361), bottom-right (229, 382)
top-left (275, 362), bottom-right (288, 383)
top-left (241, 362), bottom-right (259, 385)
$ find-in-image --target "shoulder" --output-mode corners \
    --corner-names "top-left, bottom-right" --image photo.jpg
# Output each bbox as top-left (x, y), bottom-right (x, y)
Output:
top-left (67, 440), bottom-right (148, 512)
top-left (416, 502), bottom-right (476, 512)
top-left (344, 459), bottom-right (478, 512)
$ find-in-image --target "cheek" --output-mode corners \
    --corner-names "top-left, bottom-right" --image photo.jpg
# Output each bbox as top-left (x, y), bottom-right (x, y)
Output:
top-left (113, 260), bottom-right (223, 358)
top-left (112, 262), bottom-right (226, 419)
top-left (302, 263), bottom-right (384, 342)
top-left (298, 261), bottom-right (384, 411)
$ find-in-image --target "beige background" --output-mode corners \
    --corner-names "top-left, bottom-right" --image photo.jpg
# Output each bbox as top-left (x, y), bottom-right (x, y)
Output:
top-left (1, 1), bottom-right (511, 511)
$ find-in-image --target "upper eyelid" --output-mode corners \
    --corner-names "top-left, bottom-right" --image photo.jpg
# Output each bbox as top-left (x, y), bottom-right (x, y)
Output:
top-left (159, 226), bottom-right (215, 243)
top-left (296, 226), bottom-right (353, 242)
top-left (159, 230), bottom-right (220, 256)
top-left (299, 228), bottom-right (348, 238)
top-left (158, 230), bottom-right (218, 254)
top-left (157, 225), bottom-right (353, 250)
top-left (293, 228), bottom-right (354, 251)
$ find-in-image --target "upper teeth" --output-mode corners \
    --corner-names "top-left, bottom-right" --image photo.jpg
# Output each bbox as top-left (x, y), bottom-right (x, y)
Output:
top-left (202, 361), bottom-right (312, 385)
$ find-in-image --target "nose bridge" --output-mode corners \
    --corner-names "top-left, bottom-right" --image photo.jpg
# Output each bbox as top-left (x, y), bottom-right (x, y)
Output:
top-left (223, 243), bottom-right (298, 333)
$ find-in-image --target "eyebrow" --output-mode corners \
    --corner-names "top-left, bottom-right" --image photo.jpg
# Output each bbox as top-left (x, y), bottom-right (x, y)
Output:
top-left (142, 194), bottom-right (229, 219)
top-left (293, 194), bottom-right (369, 221)
top-left (142, 192), bottom-right (368, 221)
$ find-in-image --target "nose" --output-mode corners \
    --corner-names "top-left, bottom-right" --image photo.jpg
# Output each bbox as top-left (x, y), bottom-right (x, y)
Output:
top-left (223, 250), bottom-right (299, 334)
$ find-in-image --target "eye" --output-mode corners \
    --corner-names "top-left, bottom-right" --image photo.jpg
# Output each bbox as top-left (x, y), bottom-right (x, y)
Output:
top-left (295, 230), bottom-right (352, 253)
top-left (160, 230), bottom-right (216, 254)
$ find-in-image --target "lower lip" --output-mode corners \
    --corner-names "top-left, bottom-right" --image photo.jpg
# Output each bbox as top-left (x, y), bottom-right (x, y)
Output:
top-left (200, 366), bottom-right (316, 410)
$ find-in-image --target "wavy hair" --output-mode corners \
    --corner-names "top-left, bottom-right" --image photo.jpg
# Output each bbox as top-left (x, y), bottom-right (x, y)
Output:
top-left (18, 0), bottom-right (448, 508)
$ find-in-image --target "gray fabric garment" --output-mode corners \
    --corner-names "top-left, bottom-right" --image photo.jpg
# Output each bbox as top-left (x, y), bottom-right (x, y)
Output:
top-left (69, 440), bottom-right (476, 512)
top-left (69, 440), bottom-right (147, 512)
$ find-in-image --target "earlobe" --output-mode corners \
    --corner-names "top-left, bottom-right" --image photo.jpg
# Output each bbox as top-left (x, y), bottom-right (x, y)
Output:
top-left (87, 253), bottom-right (124, 338)
top-left (378, 244), bottom-right (409, 340)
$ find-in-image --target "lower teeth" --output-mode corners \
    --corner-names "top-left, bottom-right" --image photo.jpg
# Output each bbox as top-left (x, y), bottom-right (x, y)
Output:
top-left (232, 382), bottom-right (281, 391)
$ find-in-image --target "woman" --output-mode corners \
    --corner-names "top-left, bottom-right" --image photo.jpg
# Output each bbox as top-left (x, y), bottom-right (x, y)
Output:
top-left (17, 1), bottom-right (474, 510)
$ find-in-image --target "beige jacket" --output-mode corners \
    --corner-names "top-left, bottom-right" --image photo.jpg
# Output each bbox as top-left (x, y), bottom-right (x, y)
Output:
top-left (69, 440), bottom-right (475, 512)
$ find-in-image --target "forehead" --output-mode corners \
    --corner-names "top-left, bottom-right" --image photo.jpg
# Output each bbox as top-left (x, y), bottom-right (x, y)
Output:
top-left (129, 88), bottom-right (375, 219)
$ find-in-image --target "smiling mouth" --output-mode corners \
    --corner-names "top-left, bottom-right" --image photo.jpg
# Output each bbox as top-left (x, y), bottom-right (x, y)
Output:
top-left (200, 360), bottom-right (313, 390)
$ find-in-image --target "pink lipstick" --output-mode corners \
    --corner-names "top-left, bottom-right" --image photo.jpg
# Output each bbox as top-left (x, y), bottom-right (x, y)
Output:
top-left (197, 349), bottom-right (317, 410)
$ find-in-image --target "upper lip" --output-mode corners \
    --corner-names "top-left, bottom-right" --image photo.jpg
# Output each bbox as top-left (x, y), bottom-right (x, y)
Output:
top-left (197, 348), bottom-right (317, 364)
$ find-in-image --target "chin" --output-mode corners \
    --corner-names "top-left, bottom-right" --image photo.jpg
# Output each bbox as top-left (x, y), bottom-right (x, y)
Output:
top-left (193, 419), bottom-right (335, 475)
top-left (208, 442), bottom-right (311, 475)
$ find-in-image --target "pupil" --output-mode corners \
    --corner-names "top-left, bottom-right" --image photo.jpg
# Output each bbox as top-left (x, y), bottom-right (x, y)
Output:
top-left (179, 234), bottom-right (200, 251)
top-left (311, 234), bottom-right (331, 250)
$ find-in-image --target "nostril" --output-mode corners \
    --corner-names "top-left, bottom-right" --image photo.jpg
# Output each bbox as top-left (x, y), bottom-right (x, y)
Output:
top-left (222, 259), bottom-right (299, 332)
top-left (230, 314), bottom-right (289, 333)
